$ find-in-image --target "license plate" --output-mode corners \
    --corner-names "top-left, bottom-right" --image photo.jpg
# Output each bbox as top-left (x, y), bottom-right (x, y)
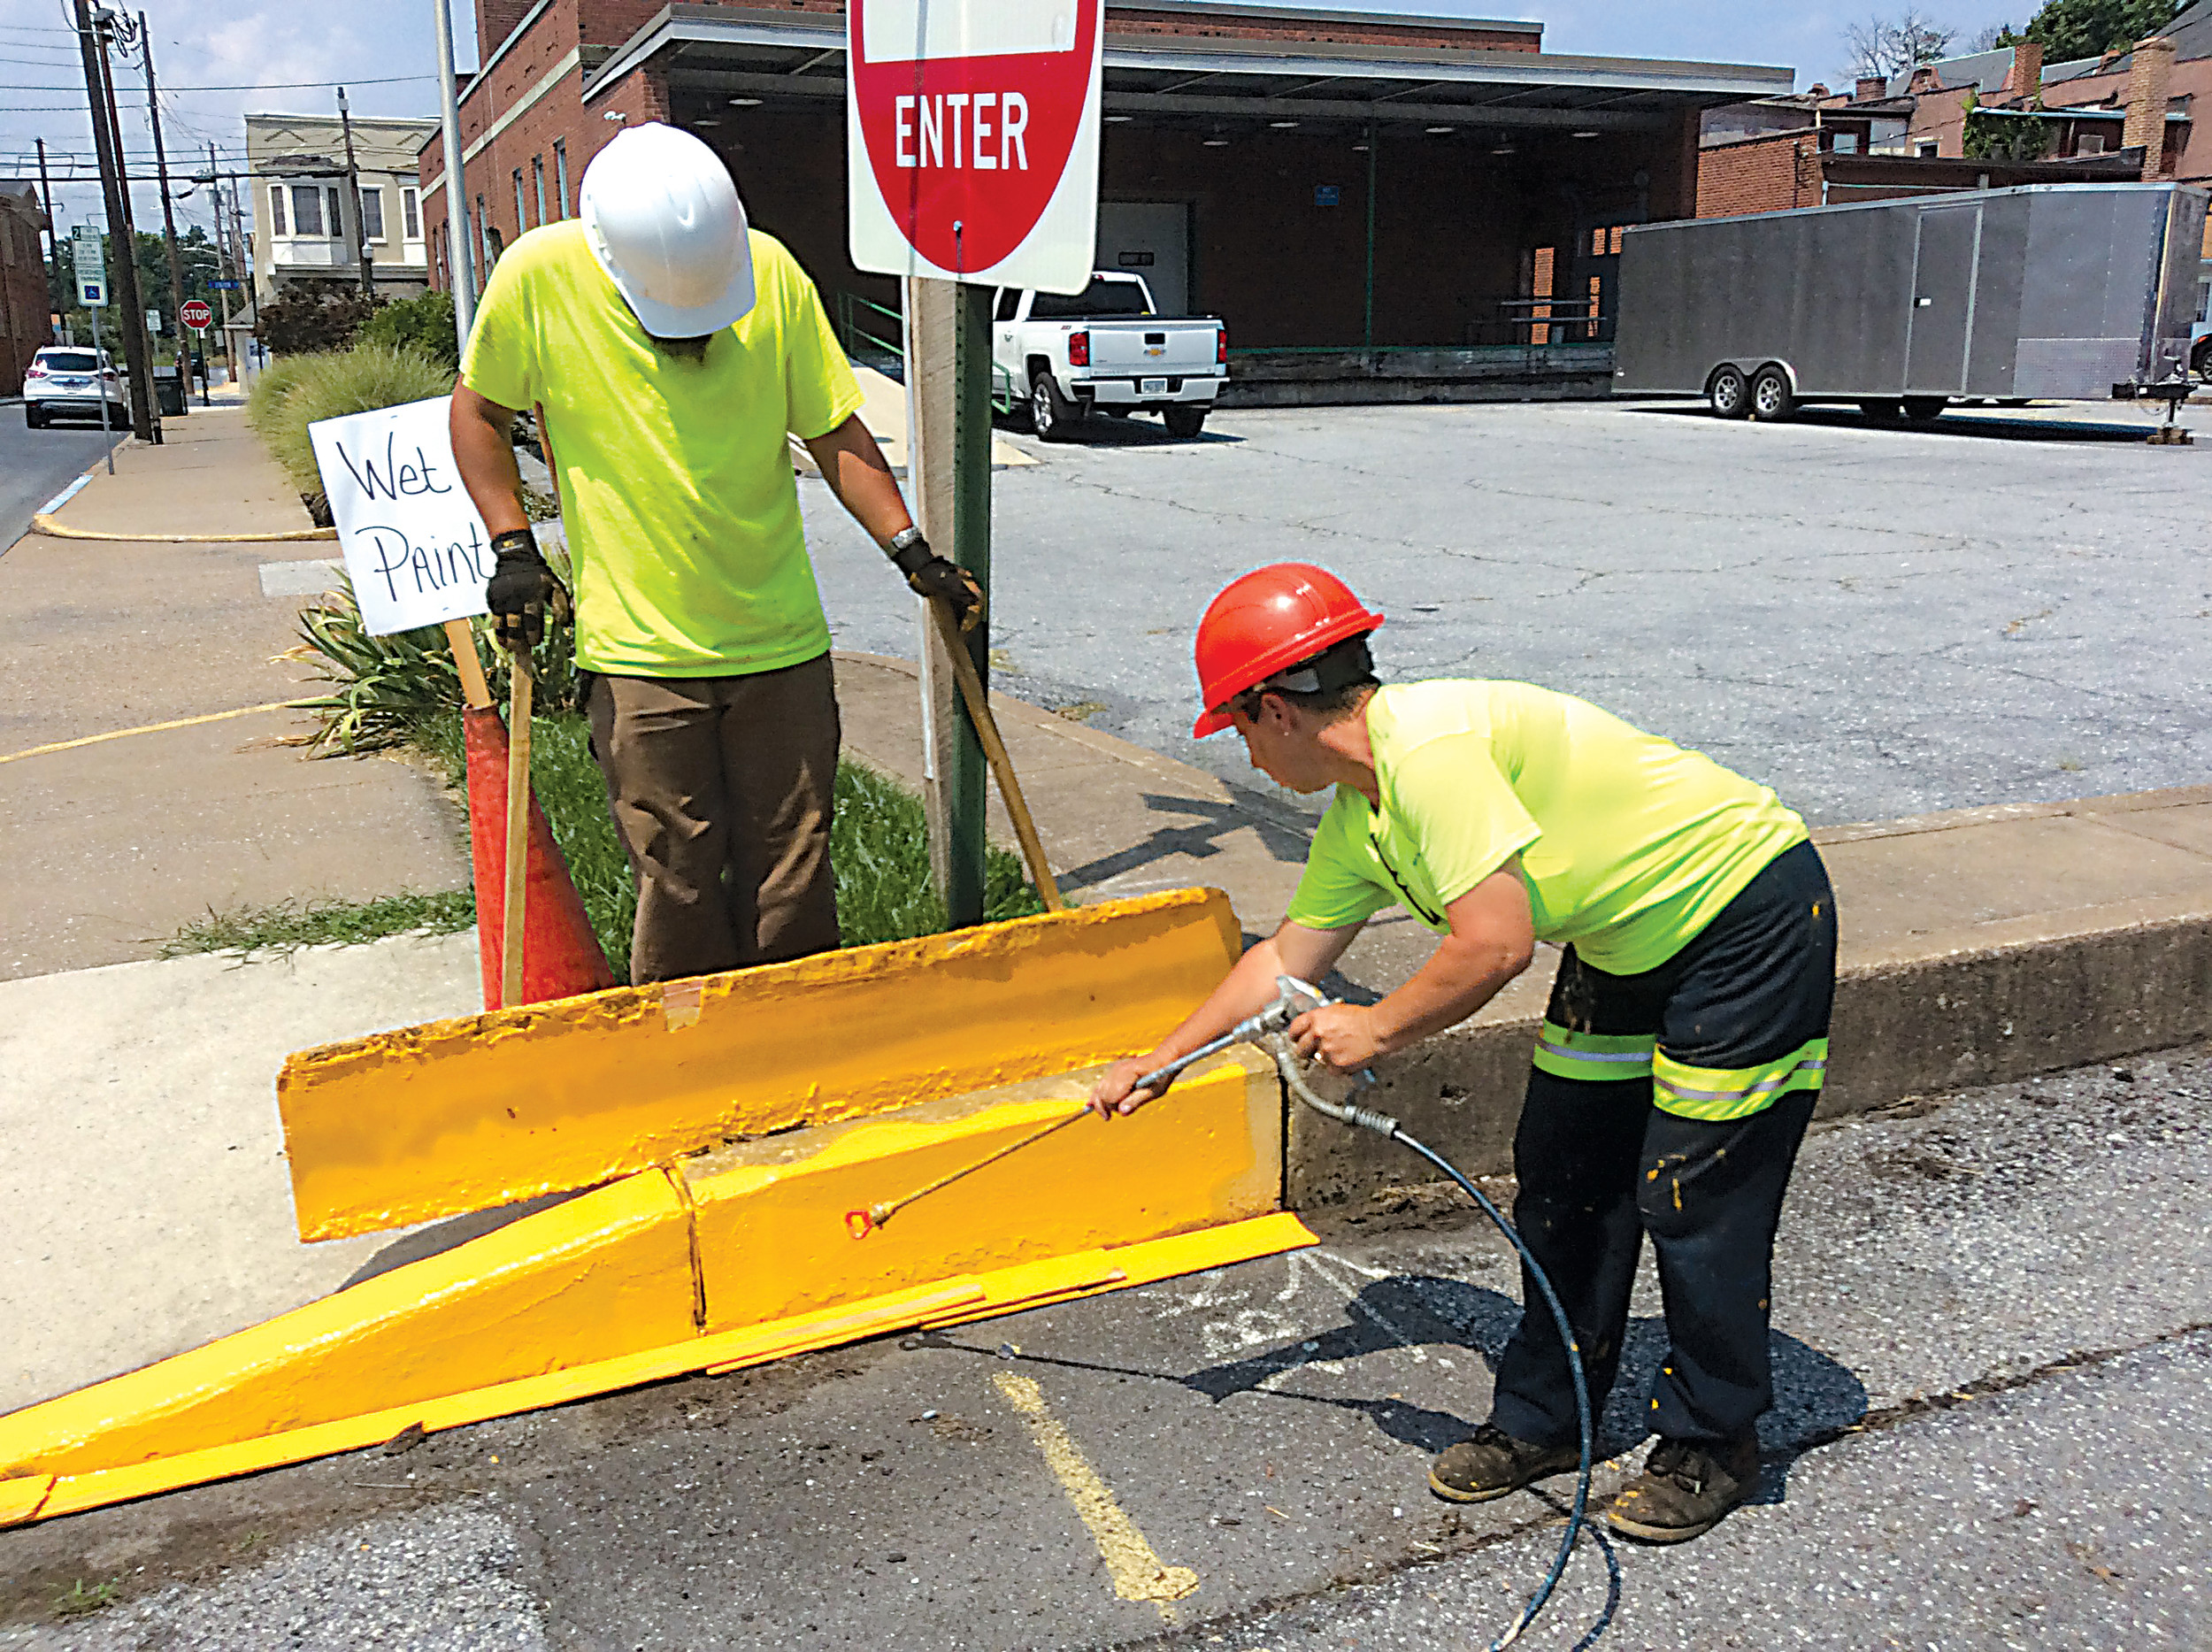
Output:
top-left (1141, 378), bottom-right (1168, 396)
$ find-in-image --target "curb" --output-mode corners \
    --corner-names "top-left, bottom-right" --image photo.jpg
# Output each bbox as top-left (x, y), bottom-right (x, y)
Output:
top-left (1290, 900), bottom-right (2212, 1210)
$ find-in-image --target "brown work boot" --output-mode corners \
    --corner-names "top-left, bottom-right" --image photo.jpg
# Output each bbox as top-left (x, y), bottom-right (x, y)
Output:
top-left (1428, 1422), bottom-right (1580, 1503)
top-left (1606, 1434), bottom-right (1761, 1543)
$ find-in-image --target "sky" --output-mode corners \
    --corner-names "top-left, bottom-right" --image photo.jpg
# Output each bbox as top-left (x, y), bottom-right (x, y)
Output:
top-left (0, 1), bottom-right (2024, 248)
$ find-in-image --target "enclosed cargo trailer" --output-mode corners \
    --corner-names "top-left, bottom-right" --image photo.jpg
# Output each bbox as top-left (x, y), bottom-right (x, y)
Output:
top-left (1614, 182), bottom-right (2208, 422)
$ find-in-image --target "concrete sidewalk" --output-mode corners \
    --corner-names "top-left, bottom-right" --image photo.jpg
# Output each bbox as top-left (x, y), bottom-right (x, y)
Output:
top-left (0, 410), bottom-right (469, 980)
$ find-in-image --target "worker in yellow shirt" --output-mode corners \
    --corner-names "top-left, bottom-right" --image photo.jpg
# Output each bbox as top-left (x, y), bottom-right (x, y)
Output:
top-left (450, 123), bottom-right (978, 983)
top-left (1092, 563), bottom-right (1837, 1545)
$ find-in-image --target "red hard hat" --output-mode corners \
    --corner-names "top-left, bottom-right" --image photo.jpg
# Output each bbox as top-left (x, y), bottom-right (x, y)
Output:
top-left (1191, 564), bottom-right (1385, 737)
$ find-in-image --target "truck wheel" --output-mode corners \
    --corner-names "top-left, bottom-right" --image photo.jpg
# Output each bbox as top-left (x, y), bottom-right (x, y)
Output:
top-left (1858, 398), bottom-right (1902, 422)
top-left (1902, 396), bottom-right (1948, 423)
top-left (1708, 365), bottom-right (1750, 419)
top-left (1749, 366), bottom-right (1794, 422)
top-left (1031, 371), bottom-right (1083, 442)
top-left (1163, 404), bottom-right (1208, 439)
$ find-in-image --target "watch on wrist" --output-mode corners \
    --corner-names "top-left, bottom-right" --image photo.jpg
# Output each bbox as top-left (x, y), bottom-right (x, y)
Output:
top-left (887, 525), bottom-right (933, 576)
top-left (490, 526), bottom-right (540, 560)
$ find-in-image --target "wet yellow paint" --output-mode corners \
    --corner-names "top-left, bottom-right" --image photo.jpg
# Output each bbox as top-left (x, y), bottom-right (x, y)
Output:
top-left (994, 1371), bottom-right (1199, 1611)
top-left (279, 888), bottom-right (1241, 1243)
top-left (0, 1042), bottom-right (1308, 1528)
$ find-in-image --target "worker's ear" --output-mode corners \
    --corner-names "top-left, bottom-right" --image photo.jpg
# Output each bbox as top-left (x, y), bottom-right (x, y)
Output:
top-left (1256, 690), bottom-right (1299, 734)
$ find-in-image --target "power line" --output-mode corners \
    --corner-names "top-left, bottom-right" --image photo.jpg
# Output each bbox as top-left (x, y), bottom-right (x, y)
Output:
top-left (0, 72), bottom-right (437, 92)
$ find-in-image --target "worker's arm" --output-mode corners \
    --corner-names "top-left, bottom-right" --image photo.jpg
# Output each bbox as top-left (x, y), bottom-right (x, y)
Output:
top-left (1290, 864), bottom-right (1535, 1072)
top-left (449, 382), bottom-right (532, 537)
top-left (450, 381), bottom-right (566, 651)
top-left (1087, 918), bottom-right (1363, 1118)
top-left (803, 414), bottom-right (984, 628)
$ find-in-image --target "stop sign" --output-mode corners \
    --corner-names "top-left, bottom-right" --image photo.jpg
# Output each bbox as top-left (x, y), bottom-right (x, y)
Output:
top-left (848, 0), bottom-right (1102, 295)
top-left (180, 298), bottom-right (214, 331)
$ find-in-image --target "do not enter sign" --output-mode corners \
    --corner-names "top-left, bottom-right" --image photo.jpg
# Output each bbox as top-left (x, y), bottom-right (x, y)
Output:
top-left (180, 298), bottom-right (214, 331)
top-left (847, 0), bottom-right (1102, 295)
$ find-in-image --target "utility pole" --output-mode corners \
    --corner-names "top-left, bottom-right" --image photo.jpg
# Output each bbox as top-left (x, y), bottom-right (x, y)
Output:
top-left (206, 140), bottom-right (234, 373)
top-left (337, 86), bottom-right (373, 296)
top-left (74, 0), bottom-right (157, 442)
top-left (434, 0), bottom-right (477, 345)
top-left (142, 12), bottom-right (189, 415)
top-left (35, 138), bottom-right (58, 342)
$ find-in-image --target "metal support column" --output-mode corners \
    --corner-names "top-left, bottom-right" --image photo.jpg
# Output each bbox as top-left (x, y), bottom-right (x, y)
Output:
top-left (943, 281), bottom-right (995, 926)
top-left (1363, 119), bottom-right (1378, 351)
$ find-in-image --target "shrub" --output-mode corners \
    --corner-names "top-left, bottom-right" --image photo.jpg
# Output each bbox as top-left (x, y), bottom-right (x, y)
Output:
top-left (249, 342), bottom-right (458, 496)
top-left (257, 280), bottom-right (379, 356)
top-left (357, 289), bottom-right (460, 372)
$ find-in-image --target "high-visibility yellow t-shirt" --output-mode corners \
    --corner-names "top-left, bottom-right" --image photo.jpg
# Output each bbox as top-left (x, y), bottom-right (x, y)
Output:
top-left (459, 221), bottom-right (866, 676)
top-left (1285, 680), bottom-right (1809, 976)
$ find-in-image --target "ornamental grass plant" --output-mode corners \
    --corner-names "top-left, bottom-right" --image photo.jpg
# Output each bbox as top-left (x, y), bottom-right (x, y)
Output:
top-left (247, 342), bottom-right (457, 499)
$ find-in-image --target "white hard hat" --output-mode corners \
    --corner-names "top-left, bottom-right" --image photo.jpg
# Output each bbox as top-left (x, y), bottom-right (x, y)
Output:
top-left (580, 123), bottom-right (755, 338)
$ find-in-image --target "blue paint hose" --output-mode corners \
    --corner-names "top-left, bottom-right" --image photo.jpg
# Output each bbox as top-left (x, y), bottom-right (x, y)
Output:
top-left (1267, 1009), bottom-right (1594, 1652)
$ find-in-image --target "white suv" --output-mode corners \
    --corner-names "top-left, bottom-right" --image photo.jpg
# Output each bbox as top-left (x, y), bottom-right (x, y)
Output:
top-left (24, 346), bottom-right (127, 429)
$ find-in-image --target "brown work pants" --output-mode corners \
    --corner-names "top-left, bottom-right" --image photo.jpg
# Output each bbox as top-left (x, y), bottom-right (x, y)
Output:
top-left (585, 655), bottom-right (841, 985)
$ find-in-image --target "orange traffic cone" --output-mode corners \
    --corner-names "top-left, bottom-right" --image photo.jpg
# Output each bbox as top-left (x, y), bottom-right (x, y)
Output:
top-left (463, 704), bottom-right (617, 1009)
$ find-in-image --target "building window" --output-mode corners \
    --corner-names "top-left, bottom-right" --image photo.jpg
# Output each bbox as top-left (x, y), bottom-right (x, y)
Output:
top-left (289, 184), bottom-right (324, 237)
top-left (554, 140), bottom-right (569, 219)
top-left (360, 187), bottom-right (386, 242)
top-left (514, 168), bottom-right (527, 234)
top-left (476, 193), bottom-right (491, 274)
top-left (1916, 139), bottom-right (1939, 158)
top-left (268, 184), bottom-right (288, 237)
top-left (327, 187), bottom-right (344, 239)
top-left (2078, 130), bottom-right (2109, 155)
top-left (1832, 130), bottom-right (1862, 154)
top-left (533, 156), bottom-right (546, 228)
top-left (403, 187), bottom-right (421, 241)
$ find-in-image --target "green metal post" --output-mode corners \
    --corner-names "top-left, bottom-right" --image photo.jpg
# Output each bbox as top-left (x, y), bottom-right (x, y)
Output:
top-left (945, 282), bottom-right (995, 926)
top-left (1363, 119), bottom-right (1378, 351)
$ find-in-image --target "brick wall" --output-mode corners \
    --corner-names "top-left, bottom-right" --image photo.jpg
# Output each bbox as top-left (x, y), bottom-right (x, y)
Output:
top-left (1696, 131), bottom-right (1817, 218)
top-left (0, 192), bottom-right (49, 396)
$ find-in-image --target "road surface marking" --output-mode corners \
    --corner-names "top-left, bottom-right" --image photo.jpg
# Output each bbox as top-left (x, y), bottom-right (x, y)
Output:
top-left (36, 474), bottom-right (94, 517)
top-left (0, 702), bottom-right (296, 765)
top-left (992, 1370), bottom-right (1198, 1617)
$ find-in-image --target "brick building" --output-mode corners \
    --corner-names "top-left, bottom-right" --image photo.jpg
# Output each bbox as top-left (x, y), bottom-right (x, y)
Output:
top-left (0, 182), bottom-right (51, 396)
top-left (419, 1), bottom-right (1786, 400)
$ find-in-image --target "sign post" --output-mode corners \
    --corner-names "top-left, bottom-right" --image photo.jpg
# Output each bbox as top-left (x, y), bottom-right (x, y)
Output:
top-left (181, 299), bottom-right (213, 405)
top-left (848, 0), bottom-right (1102, 924)
top-left (70, 224), bottom-right (120, 474)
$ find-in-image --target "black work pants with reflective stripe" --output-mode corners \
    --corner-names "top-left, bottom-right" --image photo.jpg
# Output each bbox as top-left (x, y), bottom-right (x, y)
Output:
top-left (1487, 840), bottom-right (1835, 1448)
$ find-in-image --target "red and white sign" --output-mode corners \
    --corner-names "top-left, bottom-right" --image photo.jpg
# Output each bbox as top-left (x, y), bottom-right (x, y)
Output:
top-left (180, 298), bottom-right (214, 331)
top-left (848, 0), bottom-right (1102, 295)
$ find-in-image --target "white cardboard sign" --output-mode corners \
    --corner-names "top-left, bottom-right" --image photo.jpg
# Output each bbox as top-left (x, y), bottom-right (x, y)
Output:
top-left (309, 396), bottom-right (494, 637)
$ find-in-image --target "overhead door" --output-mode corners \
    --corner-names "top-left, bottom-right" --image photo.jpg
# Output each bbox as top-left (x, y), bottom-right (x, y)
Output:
top-left (1096, 202), bottom-right (1192, 316)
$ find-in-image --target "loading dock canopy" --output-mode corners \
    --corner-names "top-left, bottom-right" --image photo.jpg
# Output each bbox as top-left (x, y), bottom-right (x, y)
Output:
top-left (590, 4), bottom-right (1792, 132)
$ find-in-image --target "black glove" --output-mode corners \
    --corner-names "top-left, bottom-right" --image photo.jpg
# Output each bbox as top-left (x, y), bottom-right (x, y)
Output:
top-left (887, 528), bottom-right (985, 633)
top-left (485, 526), bottom-right (570, 653)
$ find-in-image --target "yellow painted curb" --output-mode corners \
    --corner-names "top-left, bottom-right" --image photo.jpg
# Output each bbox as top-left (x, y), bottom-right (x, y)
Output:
top-left (31, 513), bottom-right (337, 543)
top-left (0, 1039), bottom-right (1307, 1526)
top-left (279, 887), bottom-right (1244, 1242)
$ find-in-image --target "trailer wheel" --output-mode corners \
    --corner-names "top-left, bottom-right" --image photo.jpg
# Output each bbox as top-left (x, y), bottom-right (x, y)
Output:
top-left (1750, 366), bottom-right (1795, 422)
top-left (1708, 365), bottom-right (1750, 419)
top-left (1902, 396), bottom-right (1948, 424)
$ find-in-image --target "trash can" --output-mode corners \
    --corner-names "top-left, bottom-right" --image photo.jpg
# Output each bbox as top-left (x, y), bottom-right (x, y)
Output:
top-left (155, 370), bottom-right (185, 417)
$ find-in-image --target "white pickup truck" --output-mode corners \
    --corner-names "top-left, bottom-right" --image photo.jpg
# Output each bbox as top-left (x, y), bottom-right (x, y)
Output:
top-left (991, 272), bottom-right (1226, 441)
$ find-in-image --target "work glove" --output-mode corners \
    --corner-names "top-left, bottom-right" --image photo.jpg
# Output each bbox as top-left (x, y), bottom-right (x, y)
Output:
top-left (887, 527), bottom-right (985, 634)
top-left (485, 526), bottom-right (571, 653)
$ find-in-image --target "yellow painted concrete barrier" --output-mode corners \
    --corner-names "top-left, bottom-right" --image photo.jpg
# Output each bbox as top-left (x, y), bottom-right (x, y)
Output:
top-left (279, 888), bottom-right (1242, 1242)
top-left (0, 1050), bottom-right (1310, 1526)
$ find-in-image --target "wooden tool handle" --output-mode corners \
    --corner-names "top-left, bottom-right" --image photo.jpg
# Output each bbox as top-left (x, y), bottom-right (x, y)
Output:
top-left (501, 657), bottom-right (534, 1009)
top-left (443, 619), bottom-right (493, 711)
top-left (931, 601), bottom-right (1065, 912)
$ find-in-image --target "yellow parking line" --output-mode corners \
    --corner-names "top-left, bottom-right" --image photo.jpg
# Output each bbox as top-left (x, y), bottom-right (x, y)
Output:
top-left (993, 1370), bottom-right (1198, 1618)
top-left (0, 702), bottom-right (296, 765)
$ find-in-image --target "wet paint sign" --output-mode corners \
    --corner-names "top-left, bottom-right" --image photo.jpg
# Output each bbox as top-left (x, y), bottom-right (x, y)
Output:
top-left (848, 0), bottom-right (1102, 294)
top-left (309, 396), bottom-right (494, 636)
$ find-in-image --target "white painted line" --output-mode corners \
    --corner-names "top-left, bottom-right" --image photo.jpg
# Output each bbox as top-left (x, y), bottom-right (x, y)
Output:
top-left (35, 474), bottom-right (93, 518)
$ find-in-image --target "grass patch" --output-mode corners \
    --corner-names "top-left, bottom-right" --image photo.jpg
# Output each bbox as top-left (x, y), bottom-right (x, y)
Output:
top-left (50, 1579), bottom-right (118, 1620)
top-left (248, 342), bottom-right (459, 496)
top-left (159, 891), bottom-right (475, 961)
top-left (165, 715), bottom-right (1043, 975)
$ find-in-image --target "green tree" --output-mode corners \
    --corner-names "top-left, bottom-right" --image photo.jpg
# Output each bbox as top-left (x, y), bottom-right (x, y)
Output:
top-left (355, 289), bottom-right (458, 372)
top-left (1998, 0), bottom-right (2185, 62)
top-left (257, 280), bottom-right (380, 356)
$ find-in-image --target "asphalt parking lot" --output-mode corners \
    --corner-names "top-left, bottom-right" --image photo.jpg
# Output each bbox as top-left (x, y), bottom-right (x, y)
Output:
top-left (808, 395), bottom-right (2212, 827)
